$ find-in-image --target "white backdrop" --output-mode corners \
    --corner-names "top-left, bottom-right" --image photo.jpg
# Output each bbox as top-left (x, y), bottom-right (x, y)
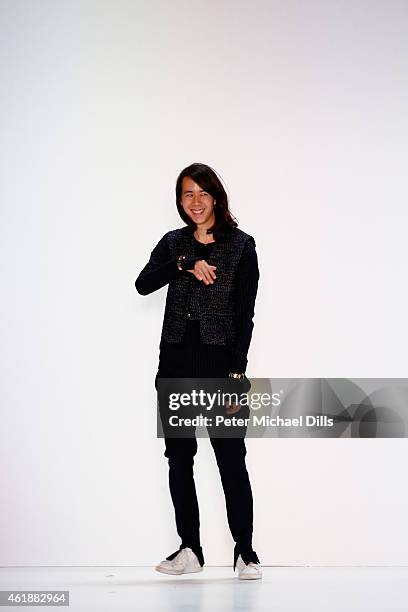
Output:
top-left (1, 0), bottom-right (408, 566)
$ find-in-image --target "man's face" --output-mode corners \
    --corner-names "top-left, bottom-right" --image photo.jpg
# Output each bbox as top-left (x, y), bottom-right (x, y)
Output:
top-left (180, 176), bottom-right (216, 226)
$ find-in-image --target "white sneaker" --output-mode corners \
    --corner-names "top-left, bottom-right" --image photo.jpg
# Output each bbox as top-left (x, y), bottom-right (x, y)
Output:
top-left (235, 554), bottom-right (262, 580)
top-left (155, 547), bottom-right (203, 575)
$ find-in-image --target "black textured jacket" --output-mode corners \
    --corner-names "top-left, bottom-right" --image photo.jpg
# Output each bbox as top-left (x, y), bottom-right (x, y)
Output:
top-left (135, 226), bottom-right (259, 372)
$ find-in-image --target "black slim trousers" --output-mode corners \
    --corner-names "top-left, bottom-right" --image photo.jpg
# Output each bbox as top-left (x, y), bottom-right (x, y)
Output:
top-left (155, 321), bottom-right (255, 567)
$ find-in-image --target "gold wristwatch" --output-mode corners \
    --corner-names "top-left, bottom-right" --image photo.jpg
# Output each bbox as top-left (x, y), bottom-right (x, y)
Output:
top-left (177, 254), bottom-right (186, 271)
top-left (228, 372), bottom-right (245, 381)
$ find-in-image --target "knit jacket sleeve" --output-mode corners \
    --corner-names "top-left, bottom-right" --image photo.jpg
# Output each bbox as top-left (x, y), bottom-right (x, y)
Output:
top-left (135, 233), bottom-right (201, 295)
top-left (229, 237), bottom-right (260, 373)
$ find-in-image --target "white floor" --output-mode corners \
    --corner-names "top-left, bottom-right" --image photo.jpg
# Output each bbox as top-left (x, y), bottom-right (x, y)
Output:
top-left (1, 566), bottom-right (407, 611)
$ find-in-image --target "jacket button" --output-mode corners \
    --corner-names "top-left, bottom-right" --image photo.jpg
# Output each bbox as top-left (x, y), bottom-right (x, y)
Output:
top-left (187, 312), bottom-right (191, 317)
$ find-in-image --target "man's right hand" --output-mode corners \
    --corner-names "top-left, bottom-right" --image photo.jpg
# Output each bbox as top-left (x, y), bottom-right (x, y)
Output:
top-left (186, 260), bottom-right (217, 285)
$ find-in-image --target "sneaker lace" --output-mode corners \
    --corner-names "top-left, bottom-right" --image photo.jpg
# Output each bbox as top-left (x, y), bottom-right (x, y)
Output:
top-left (166, 548), bottom-right (185, 562)
top-left (166, 545), bottom-right (204, 567)
top-left (234, 548), bottom-right (260, 570)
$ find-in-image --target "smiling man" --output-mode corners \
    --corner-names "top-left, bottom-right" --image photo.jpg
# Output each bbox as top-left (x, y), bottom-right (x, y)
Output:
top-left (135, 162), bottom-right (261, 579)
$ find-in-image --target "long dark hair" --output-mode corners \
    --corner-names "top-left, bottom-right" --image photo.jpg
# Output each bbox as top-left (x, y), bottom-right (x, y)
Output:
top-left (175, 163), bottom-right (238, 241)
